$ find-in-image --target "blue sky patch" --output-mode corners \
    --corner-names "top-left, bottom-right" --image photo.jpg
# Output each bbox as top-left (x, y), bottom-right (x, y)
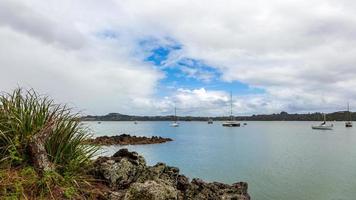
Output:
top-left (140, 37), bottom-right (182, 66)
top-left (139, 37), bottom-right (265, 97)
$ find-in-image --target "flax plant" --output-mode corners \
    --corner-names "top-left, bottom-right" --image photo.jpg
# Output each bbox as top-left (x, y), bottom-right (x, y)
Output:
top-left (0, 88), bottom-right (98, 177)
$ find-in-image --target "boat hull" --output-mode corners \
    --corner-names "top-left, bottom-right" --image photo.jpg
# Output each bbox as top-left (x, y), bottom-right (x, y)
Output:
top-left (345, 122), bottom-right (353, 127)
top-left (170, 123), bottom-right (179, 127)
top-left (222, 122), bottom-right (241, 127)
top-left (312, 126), bottom-right (333, 130)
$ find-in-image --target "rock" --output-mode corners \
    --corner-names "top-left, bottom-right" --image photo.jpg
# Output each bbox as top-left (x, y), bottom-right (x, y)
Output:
top-left (85, 134), bottom-right (173, 146)
top-left (93, 149), bottom-right (250, 200)
top-left (137, 163), bottom-right (180, 187)
top-left (183, 179), bottom-right (250, 200)
top-left (177, 175), bottom-right (189, 191)
top-left (113, 149), bottom-right (140, 162)
top-left (124, 180), bottom-right (177, 200)
top-left (93, 149), bottom-right (147, 189)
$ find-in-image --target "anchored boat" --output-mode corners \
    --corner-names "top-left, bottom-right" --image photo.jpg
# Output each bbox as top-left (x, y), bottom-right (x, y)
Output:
top-left (170, 107), bottom-right (179, 127)
top-left (208, 118), bottom-right (213, 124)
top-left (222, 92), bottom-right (240, 127)
top-left (345, 103), bottom-right (353, 128)
top-left (312, 114), bottom-right (333, 130)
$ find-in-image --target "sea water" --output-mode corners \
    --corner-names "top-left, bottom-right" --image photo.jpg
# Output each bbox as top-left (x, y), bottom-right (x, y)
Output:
top-left (84, 121), bottom-right (356, 200)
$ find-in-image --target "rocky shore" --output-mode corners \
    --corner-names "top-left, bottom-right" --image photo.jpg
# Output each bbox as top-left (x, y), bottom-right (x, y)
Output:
top-left (85, 134), bottom-right (173, 145)
top-left (92, 149), bottom-right (250, 200)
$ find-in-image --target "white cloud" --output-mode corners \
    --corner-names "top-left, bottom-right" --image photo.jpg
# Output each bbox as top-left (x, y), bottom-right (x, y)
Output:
top-left (0, 0), bottom-right (163, 115)
top-left (131, 88), bottom-right (282, 116)
top-left (110, 0), bottom-right (356, 113)
top-left (1, 0), bottom-right (356, 115)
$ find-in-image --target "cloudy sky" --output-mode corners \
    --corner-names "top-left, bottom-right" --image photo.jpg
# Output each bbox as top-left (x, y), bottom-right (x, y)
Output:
top-left (1, 0), bottom-right (356, 116)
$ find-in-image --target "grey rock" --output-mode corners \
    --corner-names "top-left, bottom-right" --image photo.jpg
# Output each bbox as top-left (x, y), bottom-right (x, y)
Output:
top-left (93, 149), bottom-right (250, 200)
top-left (183, 179), bottom-right (250, 200)
top-left (93, 149), bottom-right (147, 189)
top-left (124, 180), bottom-right (177, 200)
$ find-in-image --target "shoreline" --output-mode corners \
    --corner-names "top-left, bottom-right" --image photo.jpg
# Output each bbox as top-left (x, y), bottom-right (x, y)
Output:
top-left (83, 120), bottom-right (354, 122)
top-left (92, 148), bottom-right (250, 200)
top-left (84, 134), bottom-right (173, 146)
top-left (81, 111), bottom-right (354, 121)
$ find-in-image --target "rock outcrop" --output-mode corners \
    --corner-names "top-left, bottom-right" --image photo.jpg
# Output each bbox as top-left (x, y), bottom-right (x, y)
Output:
top-left (93, 149), bottom-right (250, 200)
top-left (85, 134), bottom-right (173, 146)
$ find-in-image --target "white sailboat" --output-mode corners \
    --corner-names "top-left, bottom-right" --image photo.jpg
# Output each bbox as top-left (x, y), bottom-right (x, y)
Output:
top-left (345, 102), bottom-right (353, 128)
top-left (222, 92), bottom-right (240, 127)
top-left (170, 107), bottom-right (179, 127)
top-left (312, 113), bottom-right (333, 130)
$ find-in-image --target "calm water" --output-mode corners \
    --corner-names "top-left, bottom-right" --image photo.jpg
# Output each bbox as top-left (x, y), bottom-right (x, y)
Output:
top-left (84, 121), bottom-right (356, 200)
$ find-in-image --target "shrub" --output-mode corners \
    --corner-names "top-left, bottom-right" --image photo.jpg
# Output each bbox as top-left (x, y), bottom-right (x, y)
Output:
top-left (0, 88), bottom-right (99, 198)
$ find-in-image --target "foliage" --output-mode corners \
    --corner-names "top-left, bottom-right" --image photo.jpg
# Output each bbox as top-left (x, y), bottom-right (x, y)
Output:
top-left (0, 88), bottom-right (100, 198)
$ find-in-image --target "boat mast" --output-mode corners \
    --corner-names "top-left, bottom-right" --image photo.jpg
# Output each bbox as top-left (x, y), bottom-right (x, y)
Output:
top-left (348, 102), bottom-right (351, 122)
top-left (174, 106), bottom-right (177, 122)
top-left (230, 91), bottom-right (233, 121)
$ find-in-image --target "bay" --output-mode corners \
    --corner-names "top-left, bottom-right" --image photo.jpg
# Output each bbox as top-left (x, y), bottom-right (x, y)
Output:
top-left (84, 121), bottom-right (356, 200)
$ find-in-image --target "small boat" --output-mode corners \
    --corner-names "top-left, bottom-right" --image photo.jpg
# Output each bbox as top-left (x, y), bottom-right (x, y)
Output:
top-left (97, 121), bottom-right (101, 124)
top-left (222, 121), bottom-right (241, 127)
top-left (312, 123), bottom-right (333, 130)
top-left (222, 92), bottom-right (240, 127)
top-left (208, 118), bottom-right (213, 124)
top-left (170, 107), bottom-right (179, 127)
top-left (312, 114), bottom-right (333, 130)
top-left (345, 103), bottom-right (353, 128)
top-left (170, 122), bottom-right (179, 127)
top-left (345, 121), bottom-right (352, 127)
top-left (134, 121), bottom-right (138, 124)
top-left (243, 122), bottom-right (247, 125)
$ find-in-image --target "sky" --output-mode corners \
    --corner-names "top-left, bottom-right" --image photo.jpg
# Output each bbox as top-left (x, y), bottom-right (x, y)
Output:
top-left (1, 0), bottom-right (356, 116)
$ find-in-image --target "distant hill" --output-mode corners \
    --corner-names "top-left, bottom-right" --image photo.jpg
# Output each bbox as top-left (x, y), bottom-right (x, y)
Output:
top-left (81, 111), bottom-right (354, 121)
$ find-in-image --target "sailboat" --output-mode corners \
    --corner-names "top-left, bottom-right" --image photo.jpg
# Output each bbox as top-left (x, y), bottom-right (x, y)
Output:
top-left (222, 92), bottom-right (240, 127)
top-left (208, 118), bottom-right (213, 124)
top-left (312, 113), bottom-right (333, 130)
top-left (345, 103), bottom-right (353, 128)
top-left (170, 107), bottom-right (179, 127)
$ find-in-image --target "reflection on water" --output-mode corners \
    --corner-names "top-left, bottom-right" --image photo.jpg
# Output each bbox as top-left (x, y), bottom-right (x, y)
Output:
top-left (84, 121), bottom-right (356, 200)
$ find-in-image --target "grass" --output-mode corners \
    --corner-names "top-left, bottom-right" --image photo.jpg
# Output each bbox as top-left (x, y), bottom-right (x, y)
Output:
top-left (0, 88), bottom-right (101, 199)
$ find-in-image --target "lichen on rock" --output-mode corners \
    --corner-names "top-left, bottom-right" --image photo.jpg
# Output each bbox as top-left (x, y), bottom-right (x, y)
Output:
top-left (93, 148), bottom-right (250, 200)
top-left (125, 180), bottom-right (177, 200)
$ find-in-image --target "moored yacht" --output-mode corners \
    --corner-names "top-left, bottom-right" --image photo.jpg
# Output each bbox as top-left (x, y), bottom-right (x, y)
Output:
top-left (170, 107), bottom-right (179, 127)
top-left (312, 113), bottom-right (333, 130)
top-left (222, 121), bottom-right (240, 127)
top-left (345, 103), bottom-right (353, 128)
top-left (208, 118), bottom-right (213, 124)
top-left (170, 122), bottom-right (179, 127)
top-left (222, 92), bottom-right (240, 127)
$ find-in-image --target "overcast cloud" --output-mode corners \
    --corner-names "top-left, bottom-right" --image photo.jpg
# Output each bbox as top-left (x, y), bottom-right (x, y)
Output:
top-left (1, 0), bottom-right (356, 116)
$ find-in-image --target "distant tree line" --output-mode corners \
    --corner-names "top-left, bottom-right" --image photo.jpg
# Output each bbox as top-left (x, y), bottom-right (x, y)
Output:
top-left (81, 111), bottom-right (354, 121)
